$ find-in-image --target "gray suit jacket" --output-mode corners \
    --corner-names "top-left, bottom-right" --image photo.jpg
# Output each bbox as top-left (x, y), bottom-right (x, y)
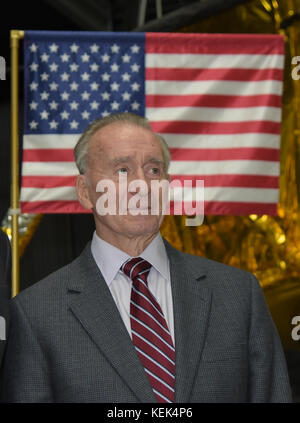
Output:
top-left (0, 239), bottom-right (292, 402)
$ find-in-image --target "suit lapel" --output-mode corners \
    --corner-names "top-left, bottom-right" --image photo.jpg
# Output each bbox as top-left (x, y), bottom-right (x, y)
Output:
top-left (67, 245), bottom-right (156, 403)
top-left (164, 240), bottom-right (212, 403)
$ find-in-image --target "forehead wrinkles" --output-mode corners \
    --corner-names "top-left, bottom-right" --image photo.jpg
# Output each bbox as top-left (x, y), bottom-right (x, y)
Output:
top-left (87, 123), bottom-right (163, 164)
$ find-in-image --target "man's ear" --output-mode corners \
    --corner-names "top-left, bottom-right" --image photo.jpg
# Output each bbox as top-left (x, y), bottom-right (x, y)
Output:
top-left (76, 174), bottom-right (93, 210)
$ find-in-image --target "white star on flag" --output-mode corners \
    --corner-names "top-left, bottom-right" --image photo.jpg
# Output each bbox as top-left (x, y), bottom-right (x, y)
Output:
top-left (70, 82), bottom-right (79, 91)
top-left (29, 101), bottom-right (38, 110)
top-left (102, 53), bottom-right (110, 62)
top-left (131, 44), bottom-right (140, 53)
top-left (70, 101), bottom-right (79, 110)
top-left (90, 101), bottom-right (99, 110)
top-left (122, 54), bottom-right (131, 63)
top-left (49, 43), bottom-right (59, 53)
top-left (90, 63), bottom-right (99, 72)
top-left (102, 72), bottom-right (110, 81)
top-left (49, 63), bottom-right (59, 72)
top-left (102, 92), bottom-right (110, 100)
top-left (111, 44), bottom-right (120, 53)
top-left (122, 92), bottom-right (131, 101)
top-left (49, 101), bottom-right (58, 110)
top-left (70, 43), bottom-right (79, 53)
top-left (70, 120), bottom-right (79, 129)
top-left (41, 73), bottom-right (49, 81)
top-left (81, 91), bottom-right (90, 100)
top-left (41, 53), bottom-right (49, 62)
top-left (81, 53), bottom-right (90, 62)
top-left (60, 111), bottom-right (69, 120)
top-left (111, 101), bottom-right (120, 110)
top-left (60, 53), bottom-right (70, 62)
top-left (30, 82), bottom-right (38, 91)
top-left (81, 111), bottom-right (90, 119)
top-left (49, 120), bottom-right (58, 129)
top-left (30, 63), bottom-right (38, 71)
top-left (111, 82), bottom-right (119, 91)
top-left (49, 82), bottom-right (58, 91)
top-left (40, 110), bottom-right (49, 119)
top-left (90, 44), bottom-right (99, 53)
top-left (29, 120), bottom-right (38, 129)
top-left (29, 43), bottom-right (38, 52)
top-left (70, 63), bottom-right (79, 72)
top-left (61, 92), bottom-right (69, 100)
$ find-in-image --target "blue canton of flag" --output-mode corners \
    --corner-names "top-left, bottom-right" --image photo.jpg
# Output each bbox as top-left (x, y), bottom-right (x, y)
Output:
top-left (24, 31), bottom-right (145, 134)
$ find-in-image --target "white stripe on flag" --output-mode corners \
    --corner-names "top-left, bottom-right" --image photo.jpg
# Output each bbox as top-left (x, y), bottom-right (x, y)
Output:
top-left (170, 187), bottom-right (278, 203)
top-left (21, 160), bottom-right (279, 177)
top-left (146, 106), bottom-right (281, 123)
top-left (162, 134), bottom-right (280, 149)
top-left (145, 80), bottom-right (283, 96)
top-left (169, 160), bottom-right (279, 176)
top-left (20, 186), bottom-right (78, 202)
top-left (21, 162), bottom-right (78, 176)
top-left (20, 186), bottom-right (278, 204)
top-left (23, 133), bottom-right (281, 150)
top-left (145, 53), bottom-right (284, 69)
top-left (23, 134), bottom-right (79, 149)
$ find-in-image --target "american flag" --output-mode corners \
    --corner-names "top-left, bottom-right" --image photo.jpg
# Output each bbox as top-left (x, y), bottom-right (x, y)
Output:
top-left (20, 31), bottom-right (284, 215)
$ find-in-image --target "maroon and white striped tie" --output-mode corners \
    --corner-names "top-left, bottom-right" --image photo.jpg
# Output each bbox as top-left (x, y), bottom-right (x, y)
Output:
top-left (121, 257), bottom-right (175, 403)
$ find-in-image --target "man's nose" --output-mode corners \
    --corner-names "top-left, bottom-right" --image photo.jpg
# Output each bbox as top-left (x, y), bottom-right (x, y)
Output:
top-left (131, 167), bottom-right (150, 197)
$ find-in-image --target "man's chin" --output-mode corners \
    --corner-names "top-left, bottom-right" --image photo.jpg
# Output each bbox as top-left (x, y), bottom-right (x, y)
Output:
top-left (127, 207), bottom-right (165, 216)
top-left (124, 212), bottom-right (163, 231)
top-left (127, 209), bottom-right (151, 216)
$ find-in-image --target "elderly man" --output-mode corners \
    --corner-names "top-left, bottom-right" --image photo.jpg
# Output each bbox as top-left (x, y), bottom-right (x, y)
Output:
top-left (0, 113), bottom-right (292, 403)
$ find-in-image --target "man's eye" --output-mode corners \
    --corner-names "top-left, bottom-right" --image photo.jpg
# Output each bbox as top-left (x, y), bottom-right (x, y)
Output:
top-left (149, 167), bottom-right (160, 175)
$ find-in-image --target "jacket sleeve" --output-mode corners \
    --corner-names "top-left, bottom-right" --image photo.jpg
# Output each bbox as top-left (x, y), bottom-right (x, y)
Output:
top-left (0, 297), bottom-right (53, 403)
top-left (248, 274), bottom-right (292, 402)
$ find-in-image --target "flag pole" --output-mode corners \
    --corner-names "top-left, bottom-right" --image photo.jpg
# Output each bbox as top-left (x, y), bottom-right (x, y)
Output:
top-left (10, 30), bottom-right (24, 298)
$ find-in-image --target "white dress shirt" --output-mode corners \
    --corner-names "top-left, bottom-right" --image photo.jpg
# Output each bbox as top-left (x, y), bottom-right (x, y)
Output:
top-left (91, 231), bottom-right (175, 343)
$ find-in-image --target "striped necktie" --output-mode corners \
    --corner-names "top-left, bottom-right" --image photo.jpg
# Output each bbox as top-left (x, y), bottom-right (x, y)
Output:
top-left (121, 257), bottom-right (175, 403)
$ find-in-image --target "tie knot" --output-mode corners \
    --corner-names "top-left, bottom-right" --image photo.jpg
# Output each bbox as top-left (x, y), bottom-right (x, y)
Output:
top-left (121, 257), bottom-right (152, 282)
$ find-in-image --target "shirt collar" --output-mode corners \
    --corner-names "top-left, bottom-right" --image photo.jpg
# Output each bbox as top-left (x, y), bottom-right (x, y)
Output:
top-left (91, 231), bottom-right (169, 286)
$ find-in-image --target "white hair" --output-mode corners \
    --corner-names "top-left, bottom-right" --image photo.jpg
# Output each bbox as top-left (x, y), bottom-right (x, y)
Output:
top-left (74, 112), bottom-right (171, 174)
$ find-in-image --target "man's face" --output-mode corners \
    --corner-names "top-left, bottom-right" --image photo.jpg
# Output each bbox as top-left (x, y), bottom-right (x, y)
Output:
top-left (76, 122), bottom-right (169, 241)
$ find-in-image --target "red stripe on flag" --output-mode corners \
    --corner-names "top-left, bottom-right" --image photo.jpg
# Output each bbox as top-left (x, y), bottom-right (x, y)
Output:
top-left (169, 148), bottom-right (279, 162)
top-left (21, 175), bottom-right (77, 188)
top-left (22, 149), bottom-right (75, 162)
top-left (171, 174), bottom-right (279, 189)
top-left (203, 201), bottom-right (278, 215)
top-left (151, 121), bottom-right (281, 135)
top-left (21, 174), bottom-right (279, 189)
top-left (146, 33), bottom-right (285, 55)
top-left (146, 94), bottom-right (282, 108)
top-left (20, 200), bottom-right (277, 216)
top-left (22, 145), bottom-right (280, 164)
top-left (169, 201), bottom-right (278, 216)
top-left (20, 200), bottom-right (90, 214)
top-left (146, 67), bottom-right (283, 82)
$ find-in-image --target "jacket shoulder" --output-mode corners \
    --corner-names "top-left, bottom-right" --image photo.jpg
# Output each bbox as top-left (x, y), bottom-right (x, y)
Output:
top-left (164, 238), bottom-right (253, 279)
top-left (14, 243), bottom-right (91, 304)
